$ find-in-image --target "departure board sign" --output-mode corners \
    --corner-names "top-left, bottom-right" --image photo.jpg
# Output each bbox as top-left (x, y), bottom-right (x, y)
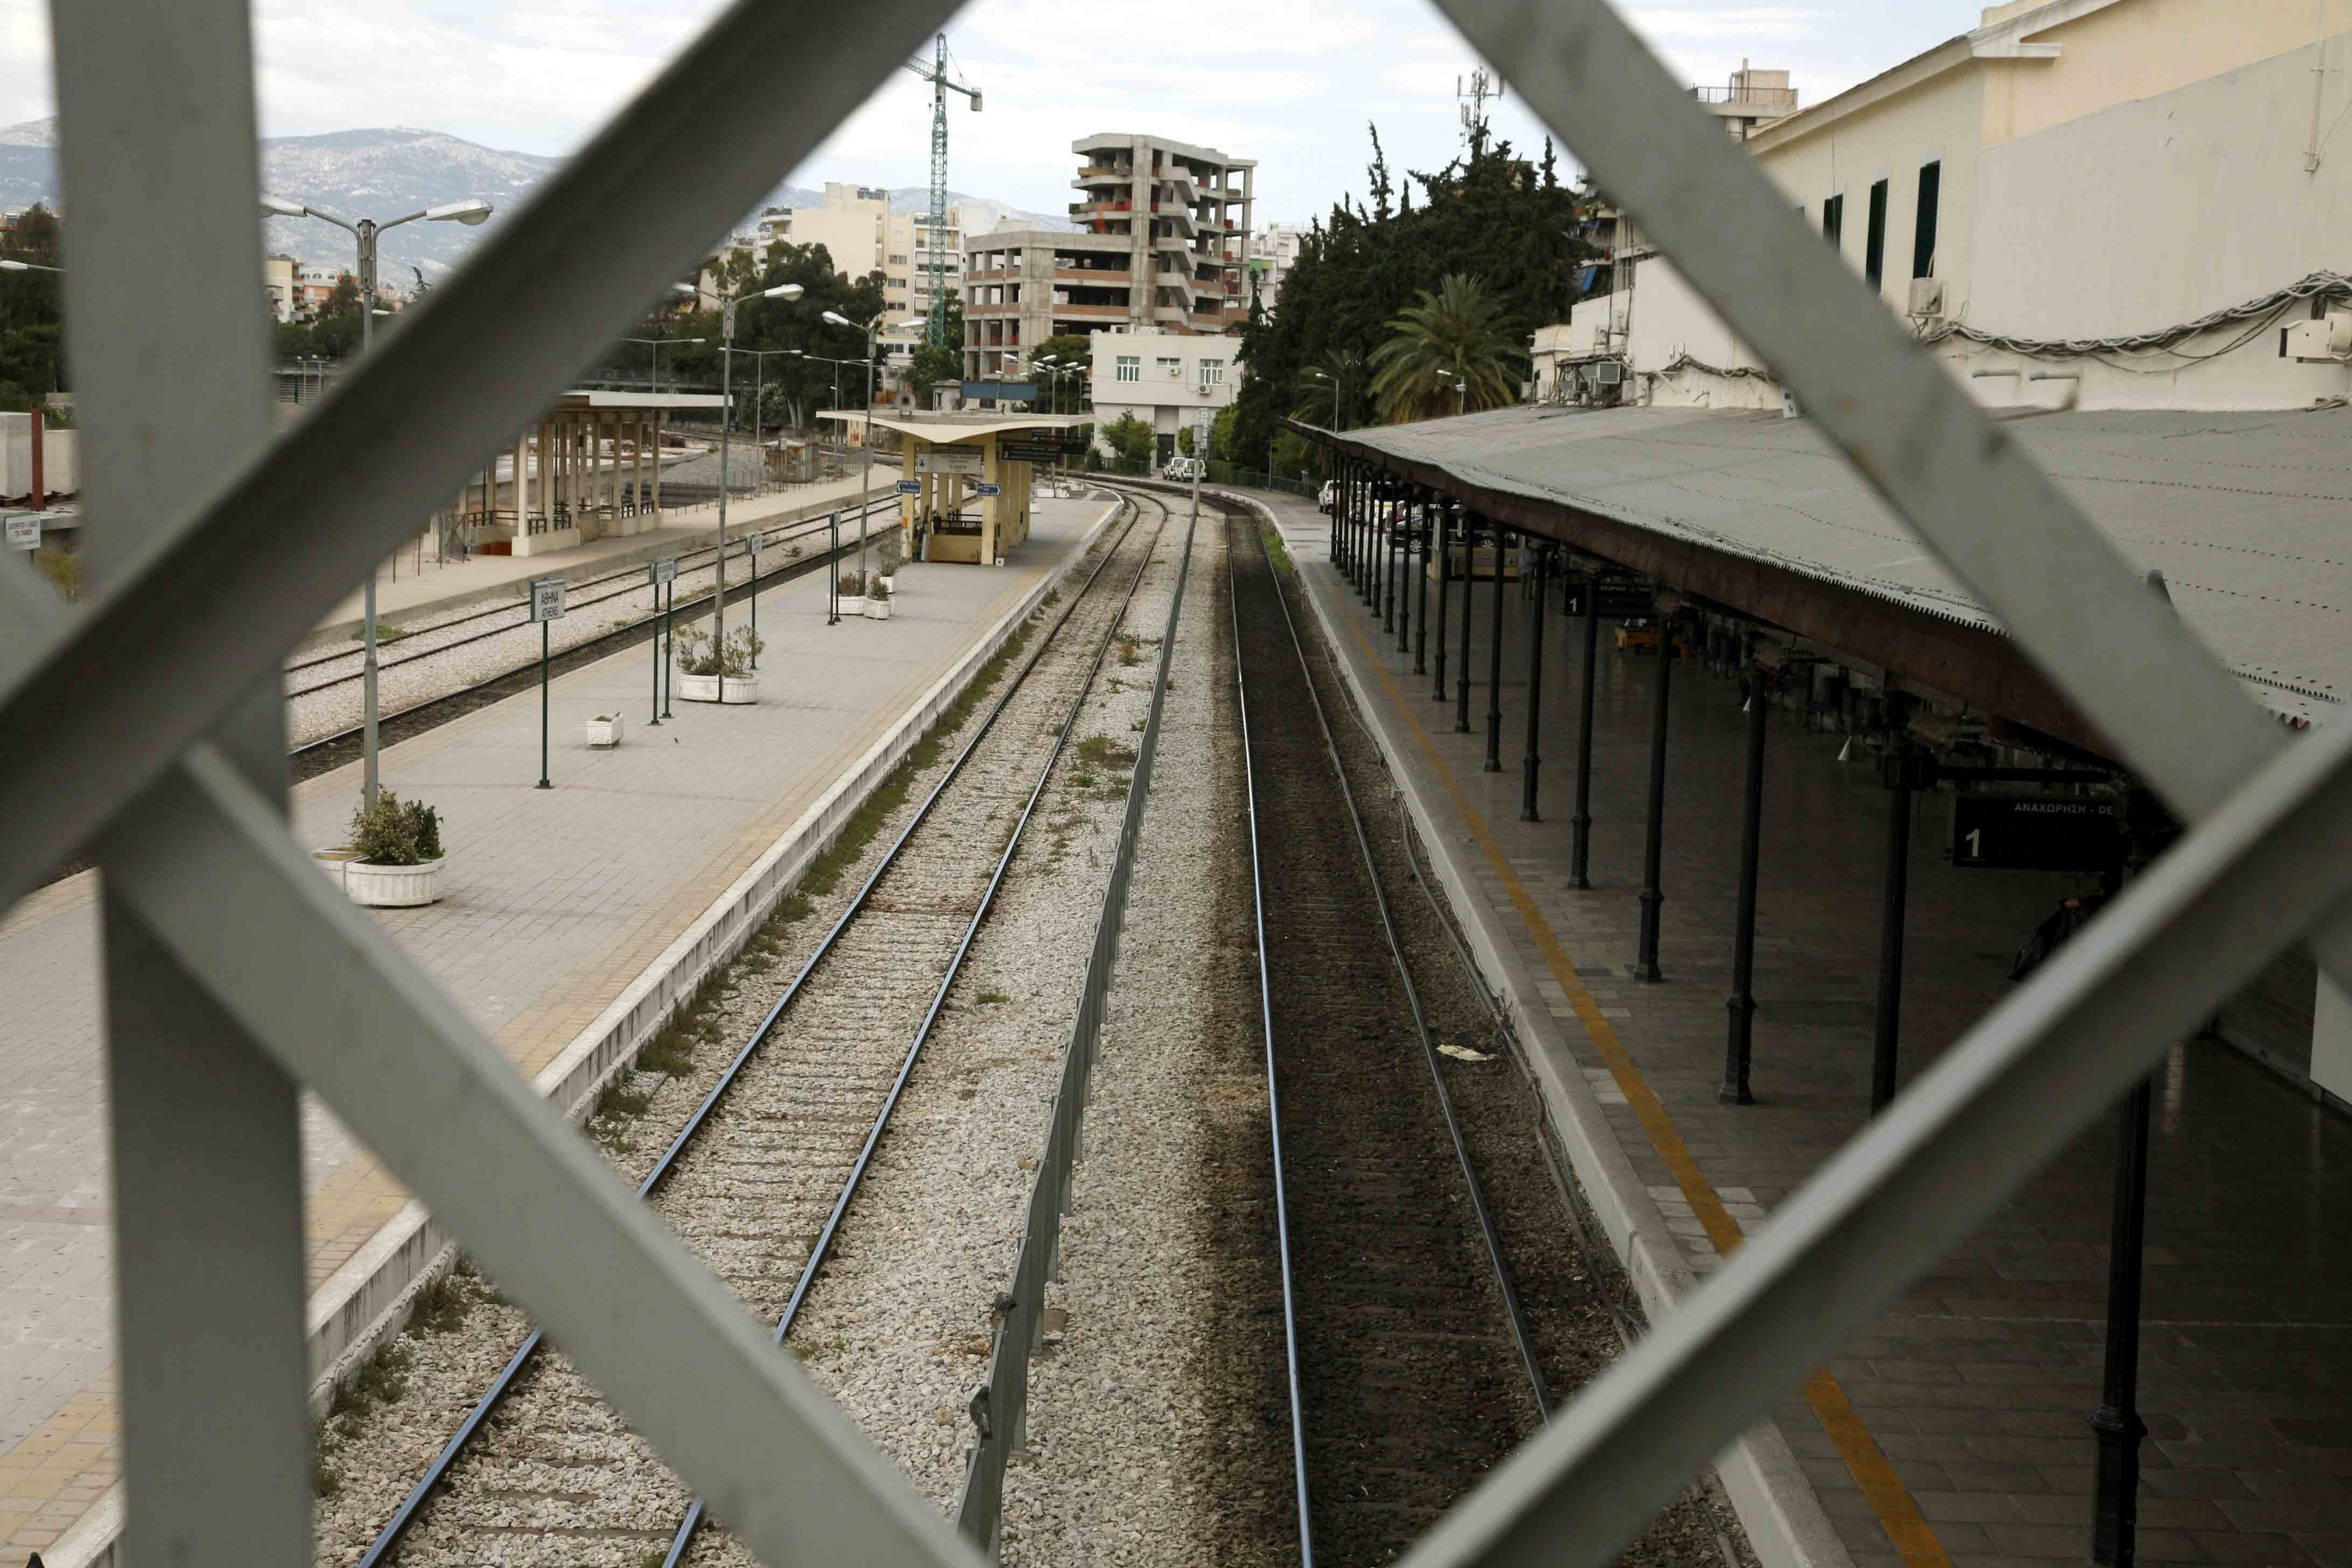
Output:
top-left (1951, 794), bottom-right (2122, 871)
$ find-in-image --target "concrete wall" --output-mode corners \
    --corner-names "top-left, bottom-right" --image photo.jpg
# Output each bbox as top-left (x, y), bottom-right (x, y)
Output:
top-left (1088, 327), bottom-right (1236, 442)
top-left (1626, 256), bottom-right (1781, 410)
top-left (0, 414), bottom-right (76, 501)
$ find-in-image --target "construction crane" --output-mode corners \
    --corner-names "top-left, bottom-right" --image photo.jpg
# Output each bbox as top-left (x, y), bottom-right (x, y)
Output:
top-left (902, 34), bottom-right (981, 348)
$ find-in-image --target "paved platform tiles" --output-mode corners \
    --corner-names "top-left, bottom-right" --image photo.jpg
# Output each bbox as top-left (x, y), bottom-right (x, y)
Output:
top-left (1266, 496), bottom-right (2352, 1568)
top-left (0, 493), bottom-right (1116, 1558)
top-left (311, 470), bottom-right (891, 636)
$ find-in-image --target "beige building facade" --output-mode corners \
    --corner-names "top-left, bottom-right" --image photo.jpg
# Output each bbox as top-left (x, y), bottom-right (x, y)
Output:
top-left (751, 183), bottom-right (965, 329)
top-left (1613, 0), bottom-right (2352, 413)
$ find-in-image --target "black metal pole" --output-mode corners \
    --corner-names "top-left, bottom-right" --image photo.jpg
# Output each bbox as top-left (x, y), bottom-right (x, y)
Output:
top-left (828, 511), bottom-right (841, 625)
top-left (1634, 617), bottom-right (1674, 982)
top-left (1457, 514), bottom-right (1476, 733)
top-left (537, 620), bottom-right (552, 790)
top-left (1485, 527), bottom-right (1508, 772)
top-left (649, 570), bottom-right (662, 727)
top-left (1521, 545), bottom-right (1547, 820)
top-left (1871, 762), bottom-right (1915, 1113)
top-left (1414, 488), bottom-right (1431, 676)
top-left (1720, 670), bottom-right (1768, 1103)
top-left (1383, 474), bottom-right (1398, 632)
top-left (1571, 578), bottom-right (1599, 888)
top-left (1396, 488), bottom-right (1412, 654)
top-left (1329, 455), bottom-right (1341, 562)
top-left (2089, 1077), bottom-right (2152, 1568)
top-left (662, 581), bottom-right (674, 719)
top-left (1336, 458), bottom-right (1349, 572)
top-left (1352, 464), bottom-right (1366, 597)
top-left (1433, 503), bottom-right (1452, 703)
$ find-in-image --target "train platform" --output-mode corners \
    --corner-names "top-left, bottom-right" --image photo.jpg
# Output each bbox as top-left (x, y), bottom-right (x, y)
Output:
top-left (308, 472), bottom-right (893, 647)
top-left (0, 489), bottom-right (1122, 1560)
top-left (1253, 490), bottom-right (2352, 1568)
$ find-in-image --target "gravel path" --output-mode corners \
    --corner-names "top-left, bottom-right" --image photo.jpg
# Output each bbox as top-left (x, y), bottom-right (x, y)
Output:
top-left (995, 509), bottom-right (1296, 1567)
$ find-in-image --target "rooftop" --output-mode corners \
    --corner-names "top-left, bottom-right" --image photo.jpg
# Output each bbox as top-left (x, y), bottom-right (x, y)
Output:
top-left (817, 410), bottom-right (1087, 444)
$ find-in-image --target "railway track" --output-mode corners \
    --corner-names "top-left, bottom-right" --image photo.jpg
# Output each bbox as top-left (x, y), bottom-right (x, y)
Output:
top-left (350, 491), bottom-right (1173, 1568)
top-left (1229, 503), bottom-right (1549, 1564)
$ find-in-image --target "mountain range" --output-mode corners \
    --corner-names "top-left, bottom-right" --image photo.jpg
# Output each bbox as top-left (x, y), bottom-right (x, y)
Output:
top-left (0, 120), bottom-right (1071, 282)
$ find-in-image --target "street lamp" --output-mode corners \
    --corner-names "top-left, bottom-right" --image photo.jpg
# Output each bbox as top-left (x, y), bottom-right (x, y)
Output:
top-left (1437, 366), bottom-right (1468, 418)
top-left (1310, 367), bottom-right (1350, 431)
top-left (0, 258), bottom-right (62, 275)
top-left (620, 335), bottom-right (706, 393)
top-left (822, 309), bottom-right (921, 589)
top-left (266, 191), bottom-right (493, 808)
top-left (681, 280), bottom-right (802, 699)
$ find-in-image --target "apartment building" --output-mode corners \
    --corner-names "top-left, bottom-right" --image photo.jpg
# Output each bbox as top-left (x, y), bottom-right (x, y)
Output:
top-left (1692, 62), bottom-right (1799, 139)
top-left (263, 254), bottom-right (297, 323)
top-left (963, 132), bottom-right (1253, 384)
top-left (1245, 223), bottom-right (1308, 307)
top-left (752, 183), bottom-right (963, 327)
top-left (1086, 327), bottom-right (1237, 464)
top-left (1592, 0), bottom-right (2352, 415)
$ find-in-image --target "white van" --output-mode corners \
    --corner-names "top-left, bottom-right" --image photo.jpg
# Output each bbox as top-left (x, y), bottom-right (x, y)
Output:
top-left (1163, 456), bottom-right (1205, 482)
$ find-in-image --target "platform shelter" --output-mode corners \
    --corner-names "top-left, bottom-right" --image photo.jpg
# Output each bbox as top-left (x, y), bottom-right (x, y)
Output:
top-left (821, 409), bottom-right (1086, 566)
top-left (466, 390), bottom-right (724, 558)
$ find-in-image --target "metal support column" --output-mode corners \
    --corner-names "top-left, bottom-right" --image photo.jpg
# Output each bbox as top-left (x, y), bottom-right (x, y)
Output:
top-left (1385, 478), bottom-right (1401, 637)
top-left (1634, 616), bottom-right (1675, 982)
top-left (1720, 669), bottom-right (1768, 1104)
top-left (1414, 487), bottom-right (1432, 675)
top-left (2090, 1078), bottom-right (2152, 1568)
top-left (1328, 455), bottom-right (1341, 562)
top-left (1485, 526), bottom-right (1509, 772)
top-left (1396, 487), bottom-right (1413, 655)
top-left (1433, 502), bottom-right (1452, 703)
top-left (1571, 576), bottom-right (1600, 889)
top-left (57, 2), bottom-right (315, 1560)
top-left (1872, 740), bottom-right (1925, 1114)
top-left (1457, 513), bottom-right (1477, 733)
top-left (1522, 544), bottom-right (1548, 821)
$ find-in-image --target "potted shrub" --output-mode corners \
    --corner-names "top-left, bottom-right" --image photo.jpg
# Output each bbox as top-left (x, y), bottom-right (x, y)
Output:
top-left (838, 570), bottom-right (867, 618)
top-left (314, 790), bottom-right (447, 907)
top-left (865, 576), bottom-right (893, 621)
top-left (673, 624), bottom-right (763, 704)
top-left (585, 713), bottom-right (624, 747)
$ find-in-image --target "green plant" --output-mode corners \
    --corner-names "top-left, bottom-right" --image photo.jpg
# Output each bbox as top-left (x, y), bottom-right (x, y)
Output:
top-left (976, 990), bottom-right (1010, 1005)
top-left (32, 544), bottom-right (78, 603)
top-left (356, 621), bottom-right (410, 645)
top-left (348, 790), bottom-right (444, 866)
top-left (674, 624), bottom-right (763, 678)
top-left (870, 577), bottom-right (891, 602)
top-left (839, 569), bottom-right (867, 596)
top-left (1368, 272), bottom-right (1528, 423)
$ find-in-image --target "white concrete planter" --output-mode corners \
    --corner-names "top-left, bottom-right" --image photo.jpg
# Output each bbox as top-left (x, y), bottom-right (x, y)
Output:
top-left (838, 595), bottom-right (867, 618)
top-left (865, 598), bottom-right (893, 621)
top-left (585, 714), bottom-right (624, 747)
top-left (676, 671), bottom-right (759, 704)
top-left (876, 573), bottom-right (899, 597)
top-left (313, 848), bottom-right (446, 908)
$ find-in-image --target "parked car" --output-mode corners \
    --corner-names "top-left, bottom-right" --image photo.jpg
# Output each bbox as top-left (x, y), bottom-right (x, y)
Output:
top-left (1318, 480), bottom-right (1336, 513)
top-left (1163, 456), bottom-right (1205, 482)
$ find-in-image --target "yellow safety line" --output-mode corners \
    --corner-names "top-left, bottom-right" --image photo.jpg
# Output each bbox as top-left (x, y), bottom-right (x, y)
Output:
top-left (1329, 591), bottom-right (1952, 1568)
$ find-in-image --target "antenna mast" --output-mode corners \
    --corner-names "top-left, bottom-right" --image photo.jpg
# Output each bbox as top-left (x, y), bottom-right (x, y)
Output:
top-left (1457, 66), bottom-right (1503, 150)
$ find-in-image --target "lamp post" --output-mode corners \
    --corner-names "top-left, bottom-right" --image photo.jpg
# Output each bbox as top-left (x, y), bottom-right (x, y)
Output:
top-left (620, 335), bottom-right (706, 393)
top-left (823, 309), bottom-right (921, 590)
top-left (726, 346), bottom-right (796, 486)
top-left (265, 192), bottom-right (492, 809)
top-left (1438, 366), bottom-right (1468, 418)
top-left (682, 281), bottom-right (803, 703)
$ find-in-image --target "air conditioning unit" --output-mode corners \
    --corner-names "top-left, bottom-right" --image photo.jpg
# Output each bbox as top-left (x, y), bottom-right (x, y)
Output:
top-left (1165, 362), bottom-right (1182, 378)
top-left (1908, 277), bottom-right (1947, 318)
top-left (2284, 307), bottom-right (2352, 361)
top-left (1590, 359), bottom-right (1625, 387)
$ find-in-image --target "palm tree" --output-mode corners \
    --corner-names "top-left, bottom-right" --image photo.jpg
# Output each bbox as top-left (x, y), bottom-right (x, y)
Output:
top-left (1368, 273), bottom-right (1527, 424)
top-left (1290, 348), bottom-right (1366, 431)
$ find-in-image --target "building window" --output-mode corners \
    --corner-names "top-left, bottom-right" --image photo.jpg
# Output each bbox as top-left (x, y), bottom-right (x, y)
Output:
top-left (1864, 179), bottom-right (1888, 289)
top-left (1822, 193), bottom-right (1843, 249)
top-left (887, 253), bottom-right (908, 265)
top-left (1200, 358), bottom-right (1224, 384)
top-left (1913, 160), bottom-right (1941, 279)
top-left (1156, 356), bottom-right (1181, 378)
top-left (1116, 355), bottom-right (1141, 382)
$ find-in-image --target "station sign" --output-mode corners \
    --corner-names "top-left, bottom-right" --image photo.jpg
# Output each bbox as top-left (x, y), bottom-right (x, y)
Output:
top-left (649, 556), bottom-right (678, 585)
top-left (915, 447), bottom-right (985, 476)
top-left (528, 576), bottom-right (568, 622)
top-left (973, 481), bottom-right (1004, 497)
top-left (896, 479), bottom-right (922, 495)
top-left (5, 514), bottom-right (38, 551)
top-left (747, 529), bottom-right (762, 557)
top-left (1951, 794), bottom-right (2122, 872)
top-left (1563, 579), bottom-right (1656, 620)
top-left (999, 443), bottom-right (1069, 464)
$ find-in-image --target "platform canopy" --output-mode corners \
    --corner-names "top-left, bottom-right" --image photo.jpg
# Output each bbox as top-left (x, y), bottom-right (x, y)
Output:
top-left (557, 390), bottom-right (725, 411)
top-left (818, 409), bottom-right (1086, 445)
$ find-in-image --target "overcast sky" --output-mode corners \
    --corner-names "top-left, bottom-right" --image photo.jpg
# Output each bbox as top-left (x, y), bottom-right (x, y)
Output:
top-left (3, 1), bottom-right (1994, 224)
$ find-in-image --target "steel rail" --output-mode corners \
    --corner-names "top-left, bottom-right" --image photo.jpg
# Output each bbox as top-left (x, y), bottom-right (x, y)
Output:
top-left (660, 489), bottom-right (1180, 1567)
top-left (284, 500), bottom-right (892, 683)
top-left (352, 497), bottom-right (1153, 1568)
top-left (1239, 510), bottom-right (1554, 1417)
top-left (285, 514), bottom-right (871, 762)
top-left (1229, 504), bottom-right (1319, 1568)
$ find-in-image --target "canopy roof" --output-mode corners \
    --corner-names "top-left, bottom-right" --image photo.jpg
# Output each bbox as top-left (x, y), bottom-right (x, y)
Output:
top-left (557, 390), bottom-right (725, 410)
top-left (818, 410), bottom-right (1087, 445)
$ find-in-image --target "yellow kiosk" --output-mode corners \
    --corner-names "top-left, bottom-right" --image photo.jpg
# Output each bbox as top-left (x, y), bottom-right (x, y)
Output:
top-left (820, 410), bottom-right (1086, 565)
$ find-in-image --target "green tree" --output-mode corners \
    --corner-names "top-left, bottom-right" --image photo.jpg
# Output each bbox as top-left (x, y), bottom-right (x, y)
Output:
top-left (906, 341), bottom-right (962, 402)
top-left (1368, 274), bottom-right (1527, 424)
top-left (273, 319), bottom-right (321, 359)
top-left (311, 275), bottom-right (365, 358)
top-left (1099, 411), bottom-right (1154, 473)
top-left (0, 204), bottom-right (64, 410)
top-left (1032, 332), bottom-right (1092, 412)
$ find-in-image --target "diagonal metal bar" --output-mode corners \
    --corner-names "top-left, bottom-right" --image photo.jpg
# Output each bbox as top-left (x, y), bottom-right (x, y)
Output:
top-left (100, 741), bottom-right (982, 1568)
top-left (0, 0), bottom-right (960, 913)
top-left (1426, 0), bottom-right (2275, 819)
top-left (1399, 704), bottom-right (2352, 1568)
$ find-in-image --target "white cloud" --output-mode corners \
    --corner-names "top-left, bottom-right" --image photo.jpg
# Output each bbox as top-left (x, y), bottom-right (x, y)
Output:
top-left (1627, 6), bottom-right (1833, 40)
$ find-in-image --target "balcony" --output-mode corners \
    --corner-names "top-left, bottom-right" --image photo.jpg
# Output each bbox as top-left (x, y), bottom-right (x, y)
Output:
top-left (1691, 83), bottom-right (1798, 109)
top-left (1050, 303), bottom-right (1129, 320)
top-left (1053, 267), bottom-right (1130, 284)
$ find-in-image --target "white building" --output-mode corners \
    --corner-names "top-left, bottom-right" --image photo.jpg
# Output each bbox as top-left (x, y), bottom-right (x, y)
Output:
top-left (748, 183), bottom-right (963, 329)
top-left (1245, 223), bottom-right (1308, 307)
top-left (1086, 327), bottom-right (1236, 464)
top-left (1592, 0), bottom-right (2352, 416)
